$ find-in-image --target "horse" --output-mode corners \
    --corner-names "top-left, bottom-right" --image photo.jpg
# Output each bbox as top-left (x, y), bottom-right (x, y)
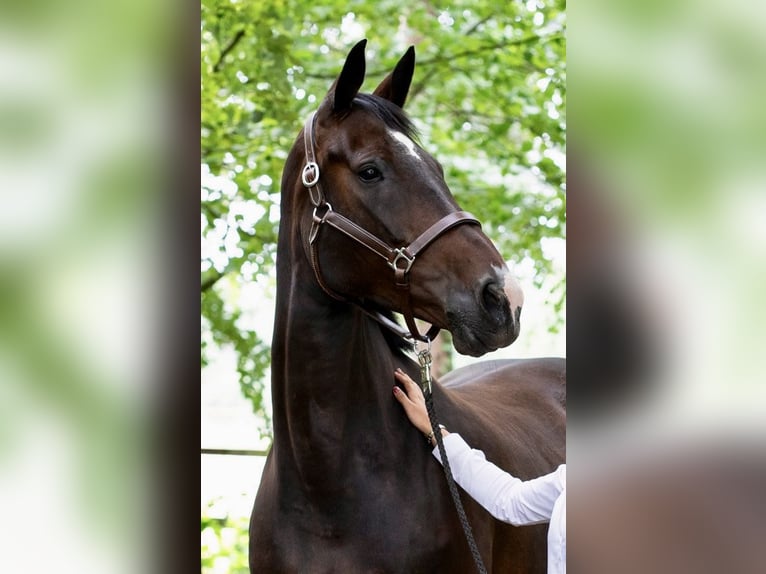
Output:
top-left (249, 39), bottom-right (566, 573)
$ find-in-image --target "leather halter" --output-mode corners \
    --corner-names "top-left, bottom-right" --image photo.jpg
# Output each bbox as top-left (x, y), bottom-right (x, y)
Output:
top-left (301, 111), bottom-right (481, 342)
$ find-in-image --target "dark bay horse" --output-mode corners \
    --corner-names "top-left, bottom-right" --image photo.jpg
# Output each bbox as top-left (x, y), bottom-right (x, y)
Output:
top-left (249, 40), bottom-right (565, 573)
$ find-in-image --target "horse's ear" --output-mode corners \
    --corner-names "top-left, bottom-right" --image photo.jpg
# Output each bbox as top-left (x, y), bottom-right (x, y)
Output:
top-left (372, 46), bottom-right (415, 108)
top-left (332, 39), bottom-right (367, 113)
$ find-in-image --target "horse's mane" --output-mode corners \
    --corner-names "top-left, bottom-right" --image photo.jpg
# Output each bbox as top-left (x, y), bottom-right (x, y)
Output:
top-left (362, 305), bottom-right (415, 356)
top-left (347, 93), bottom-right (420, 142)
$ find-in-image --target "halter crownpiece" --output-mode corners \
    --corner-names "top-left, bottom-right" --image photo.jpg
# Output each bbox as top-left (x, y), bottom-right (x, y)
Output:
top-left (301, 111), bottom-right (481, 342)
top-left (302, 113), bottom-right (324, 206)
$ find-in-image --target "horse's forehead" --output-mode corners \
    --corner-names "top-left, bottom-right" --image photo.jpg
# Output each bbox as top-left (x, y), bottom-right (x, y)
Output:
top-left (387, 129), bottom-right (422, 162)
top-left (330, 114), bottom-right (426, 160)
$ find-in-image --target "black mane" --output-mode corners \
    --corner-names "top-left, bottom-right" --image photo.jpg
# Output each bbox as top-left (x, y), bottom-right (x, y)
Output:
top-left (350, 93), bottom-right (419, 142)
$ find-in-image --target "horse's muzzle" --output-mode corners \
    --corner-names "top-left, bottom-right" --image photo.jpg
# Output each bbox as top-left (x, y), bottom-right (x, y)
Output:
top-left (447, 272), bottom-right (523, 356)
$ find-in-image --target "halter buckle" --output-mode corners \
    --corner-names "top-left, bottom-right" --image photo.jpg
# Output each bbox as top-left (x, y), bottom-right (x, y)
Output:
top-left (389, 248), bottom-right (414, 274)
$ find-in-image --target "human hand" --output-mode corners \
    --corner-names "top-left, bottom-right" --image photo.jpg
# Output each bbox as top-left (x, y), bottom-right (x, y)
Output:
top-left (392, 368), bottom-right (433, 436)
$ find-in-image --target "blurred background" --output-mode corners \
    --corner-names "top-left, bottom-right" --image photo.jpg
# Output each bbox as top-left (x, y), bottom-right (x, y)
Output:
top-left (0, 0), bottom-right (180, 572)
top-left (569, 0), bottom-right (766, 570)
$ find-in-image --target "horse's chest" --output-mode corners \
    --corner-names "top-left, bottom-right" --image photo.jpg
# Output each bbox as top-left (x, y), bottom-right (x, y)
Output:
top-left (258, 523), bottom-right (467, 574)
top-left (251, 471), bottom-right (470, 573)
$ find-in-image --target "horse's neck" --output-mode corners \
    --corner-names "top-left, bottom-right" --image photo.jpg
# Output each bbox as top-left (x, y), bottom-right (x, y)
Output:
top-left (271, 259), bottom-right (404, 491)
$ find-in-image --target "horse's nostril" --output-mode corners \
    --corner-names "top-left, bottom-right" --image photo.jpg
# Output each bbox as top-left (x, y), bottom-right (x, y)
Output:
top-left (482, 281), bottom-right (507, 310)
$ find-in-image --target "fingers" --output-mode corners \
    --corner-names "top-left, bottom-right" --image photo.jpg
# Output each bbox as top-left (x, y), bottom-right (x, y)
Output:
top-left (394, 368), bottom-right (414, 386)
top-left (392, 385), bottom-right (412, 406)
top-left (394, 368), bottom-right (423, 398)
top-left (393, 368), bottom-right (432, 435)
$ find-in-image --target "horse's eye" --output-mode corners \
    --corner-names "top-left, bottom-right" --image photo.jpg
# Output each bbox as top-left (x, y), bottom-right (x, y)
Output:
top-left (358, 165), bottom-right (382, 182)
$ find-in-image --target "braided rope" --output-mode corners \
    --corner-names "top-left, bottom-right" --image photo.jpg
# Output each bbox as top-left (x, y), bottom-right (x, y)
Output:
top-left (425, 389), bottom-right (488, 574)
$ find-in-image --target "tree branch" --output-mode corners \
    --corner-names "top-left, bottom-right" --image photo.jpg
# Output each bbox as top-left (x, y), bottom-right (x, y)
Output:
top-left (464, 14), bottom-right (494, 36)
top-left (213, 29), bottom-right (245, 73)
top-left (416, 33), bottom-right (557, 68)
top-left (201, 270), bottom-right (226, 293)
top-left (202, 202), bottom-right (223, 221)
top-left (300, 34), bottom-right (561, 81)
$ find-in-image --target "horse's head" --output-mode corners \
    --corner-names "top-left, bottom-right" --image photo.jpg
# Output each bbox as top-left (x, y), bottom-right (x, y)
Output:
top-left (285, 39), bottom-right (524, 357)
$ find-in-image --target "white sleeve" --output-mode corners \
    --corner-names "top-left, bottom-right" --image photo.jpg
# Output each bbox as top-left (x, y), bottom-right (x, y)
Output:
top-left (432, 433), bottom-right (565, 526)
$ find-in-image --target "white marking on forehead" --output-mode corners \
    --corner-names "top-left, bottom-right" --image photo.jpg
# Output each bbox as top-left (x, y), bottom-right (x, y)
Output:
top-left (388, 128), bottom-right (422, 162)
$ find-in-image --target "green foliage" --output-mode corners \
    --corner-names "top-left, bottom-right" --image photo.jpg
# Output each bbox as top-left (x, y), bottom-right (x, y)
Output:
top-left (201, 503), bottom-right (250, 574)
top-left (201, 0), bottom-right (566, 438)
top-left (202, 285), bottom-right (272, 436)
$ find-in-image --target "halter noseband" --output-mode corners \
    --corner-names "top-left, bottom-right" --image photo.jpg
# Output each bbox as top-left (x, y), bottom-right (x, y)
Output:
top-left (301, 111), bottom-right (481, 343)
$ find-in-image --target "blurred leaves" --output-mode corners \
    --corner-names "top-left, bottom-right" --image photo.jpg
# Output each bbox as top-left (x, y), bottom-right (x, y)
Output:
top-left (570, 0), bottom-right (766, 221)
top-left (569, 2), bottom-right (766, 568)
top-left (201, 502), bottom-right (250, 574)
top-left (0, 0), bottom-right (170, 573)
top-left (201, 0), bottom-right (566, 437)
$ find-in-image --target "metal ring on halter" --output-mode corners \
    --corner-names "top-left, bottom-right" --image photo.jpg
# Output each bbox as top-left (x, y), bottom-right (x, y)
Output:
top-left (302, 161), bottom-right (320, 187)
top-left (416, 335), bottom-right (432, 358)
top-left (389, 248), bottom-right (415, 274)
top-left (312, 202), bottom-right (332, 224)
top-left (309, 203), bottom-right (332, 244)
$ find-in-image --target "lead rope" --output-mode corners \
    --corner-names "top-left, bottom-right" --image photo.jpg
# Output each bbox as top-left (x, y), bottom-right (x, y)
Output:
top-left (418, 343), bottom-right (488, 574)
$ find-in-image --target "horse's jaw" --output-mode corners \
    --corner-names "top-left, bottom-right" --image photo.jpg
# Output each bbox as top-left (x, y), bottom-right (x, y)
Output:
top-left (447, 313), bottom-right (521, 357)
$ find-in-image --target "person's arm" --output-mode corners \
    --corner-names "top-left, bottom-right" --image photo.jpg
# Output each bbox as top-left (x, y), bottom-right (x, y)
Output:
top-left (393, 368), bottom-right (565, 525)
top-left (434, 433), bottom-right (564, 525)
